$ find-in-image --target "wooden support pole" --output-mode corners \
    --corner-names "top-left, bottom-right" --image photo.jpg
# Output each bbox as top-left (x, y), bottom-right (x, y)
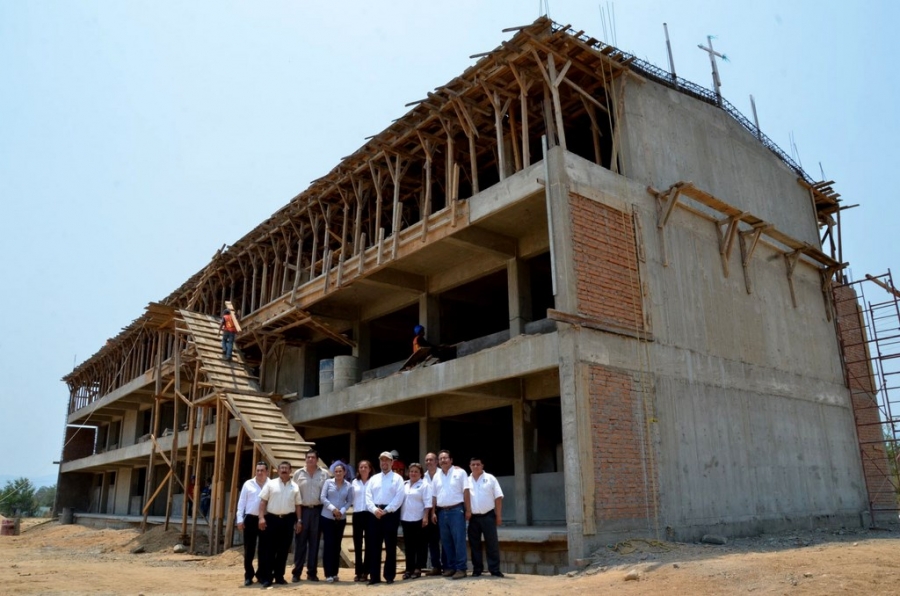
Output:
top-left (164, 332), bottom-right (182, 531)
top-left (189, 406), bottom-right (205, 554)
top-left (180, 399), bottom-right (196, 536)
top-left (141, 335), bottom-right (164, 533)
top-left (224, 427), bottom-right (245, 550)
top-left (142, 469), bottom-right (173, 515)
top-left (509, 63), bottom-right (532, 168)
top-left (784, 250), bottom-right (802, 308)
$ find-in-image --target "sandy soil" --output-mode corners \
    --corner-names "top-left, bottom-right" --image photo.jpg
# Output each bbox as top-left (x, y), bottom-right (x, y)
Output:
top-left (1, 521), bottom-right (898, 595)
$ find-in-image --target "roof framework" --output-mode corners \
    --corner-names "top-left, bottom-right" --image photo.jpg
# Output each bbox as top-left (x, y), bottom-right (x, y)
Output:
top-left (64, 16), bottom-right (844, 401)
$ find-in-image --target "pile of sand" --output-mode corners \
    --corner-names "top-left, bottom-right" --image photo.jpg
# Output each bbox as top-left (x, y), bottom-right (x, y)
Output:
top-left (127, 525), bottom-right (190, 553)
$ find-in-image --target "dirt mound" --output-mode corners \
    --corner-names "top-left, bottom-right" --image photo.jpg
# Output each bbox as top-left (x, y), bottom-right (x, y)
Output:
top-left (125, 524), bottom-right (211, 554)
top-left (201, 546), bottom-right (243, 568)
top-left (10, 522), bottom-right (138, 553)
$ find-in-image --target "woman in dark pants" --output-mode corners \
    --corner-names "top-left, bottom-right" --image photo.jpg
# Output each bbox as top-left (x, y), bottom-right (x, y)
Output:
top-left (351, 460), bottom-right (373, 582)
top-left (320, 463), bottom-right (353, 583)
top-left (400, 463), bottom-right (432, 579)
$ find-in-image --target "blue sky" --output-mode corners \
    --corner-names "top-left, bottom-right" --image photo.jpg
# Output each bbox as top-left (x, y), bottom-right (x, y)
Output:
top-left (1, 1), bottom-right (897, 485)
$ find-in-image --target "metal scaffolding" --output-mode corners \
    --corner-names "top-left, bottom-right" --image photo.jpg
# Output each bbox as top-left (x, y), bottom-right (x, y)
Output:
top-left (835, 271), bottom-right (900, 521)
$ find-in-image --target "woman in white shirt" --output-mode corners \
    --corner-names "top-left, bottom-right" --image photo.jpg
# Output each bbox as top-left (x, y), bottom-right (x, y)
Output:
top-left (399, 463), bottom-right (432, 579)
top-left (350, 460), bottom-right (373, 582)
top-left (320, 463), bottom-right (353, 583)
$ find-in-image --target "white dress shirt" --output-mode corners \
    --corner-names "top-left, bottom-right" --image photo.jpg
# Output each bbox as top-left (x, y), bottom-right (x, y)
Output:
top-left (365, 470), bottom-right (405, 514)
top-left (400, 478), bottom-right (432, 522)
top-left (351, 478), bottom-right (369, 512)
top-left (259, 477), bottom-right (301, 515)
top-left (467, 472), bottom-right (504, 515)
top-left (432, 466), bottom-right (467, 507)
top-left (236, 477), bottom-right (267, 524)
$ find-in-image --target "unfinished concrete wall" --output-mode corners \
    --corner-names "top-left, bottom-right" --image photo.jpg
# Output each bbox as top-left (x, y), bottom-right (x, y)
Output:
top-left (618, 77), bottom-right (819, 246)
top-left (560, 152), bottom-right (866, 552)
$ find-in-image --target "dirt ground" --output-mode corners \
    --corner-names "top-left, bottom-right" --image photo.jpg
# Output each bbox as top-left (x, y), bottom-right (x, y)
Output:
top-left (1, 520), bottom-right (899, 595)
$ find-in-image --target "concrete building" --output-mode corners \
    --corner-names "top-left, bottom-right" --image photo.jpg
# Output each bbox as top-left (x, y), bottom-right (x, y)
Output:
top-left (57, 18), bottom-right (881, 573)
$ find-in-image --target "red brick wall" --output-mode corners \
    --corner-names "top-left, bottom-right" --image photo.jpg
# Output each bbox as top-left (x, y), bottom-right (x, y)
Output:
top-left (833, 284), bottom-right (894, 511)
top-left (588, 364), bottom-right (656, 523)
top-left (570, 194), bottom-right (644, 332)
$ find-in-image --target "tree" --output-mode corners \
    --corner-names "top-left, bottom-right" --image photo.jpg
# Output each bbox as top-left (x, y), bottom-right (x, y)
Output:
top-left (35, 485), bottom-right (56, 510)
top-left (0, 477), bottom-right (37, 517)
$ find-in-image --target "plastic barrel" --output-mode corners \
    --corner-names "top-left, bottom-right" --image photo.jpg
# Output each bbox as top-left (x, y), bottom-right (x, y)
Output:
top-left (0, 519), bottom-right (15, 535)
top-left (319, 359), bottom-right (334, 395)
top-left (61, 507), bottom-right (75, 525)
top-left (332, 355), bottom-right (360, 391)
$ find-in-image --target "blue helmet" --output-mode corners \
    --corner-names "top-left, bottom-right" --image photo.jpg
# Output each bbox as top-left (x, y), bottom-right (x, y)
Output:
top-left (414, 325), bottom-right (424, 335)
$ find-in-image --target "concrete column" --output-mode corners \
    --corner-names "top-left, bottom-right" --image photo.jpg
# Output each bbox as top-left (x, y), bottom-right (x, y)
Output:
top-left (122, 410), bottom-right (138, 446)
top-left (303, 345), bottom-right (318, 398)
top-left (557, 326), bottom-right (595, 566)
top-left (419, 295), bottom-right (441, 343)
top-left (99, 472), bottom-right (111, 514)
top-left (512, 401), bottom-right (534, 524)
top-left (353, 321), bottom-right (371, 372)
top-left (419, 418), bottom-right (441, 456)
top-left (114, 468), bottom-right (133, 514)
top-left (545, 146), bottom-right (577, 314)
top-left (507, 258), bottom-right (532, 336)
top-left (349, 430), bottom-right (358, 467)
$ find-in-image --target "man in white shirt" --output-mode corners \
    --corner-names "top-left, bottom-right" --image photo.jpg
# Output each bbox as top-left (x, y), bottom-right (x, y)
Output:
top-left (257, 461), bottom-right (302, 588)
top-left (291, 449), bottom-right (329, 583)
top-left (422, 452), bottom-right (444, 575)
top-left (364, 451), bottom-right (406, 585)
top-left (236, 461), bottom-right (269, 586)
top-left (430, 449), bottom-right (470, 579)
top-left (466, 456), bottom-right (505, 577)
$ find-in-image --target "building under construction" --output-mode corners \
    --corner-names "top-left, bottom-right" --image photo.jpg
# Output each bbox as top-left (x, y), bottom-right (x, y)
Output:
top-left (56, 17), bottom-right (900, 573)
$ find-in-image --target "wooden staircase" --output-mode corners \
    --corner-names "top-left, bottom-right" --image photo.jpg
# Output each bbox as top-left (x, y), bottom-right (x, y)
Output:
top-left (177, 310), bottom-right (404, 571)
top-left (177, 310), bottom-right (315, 469)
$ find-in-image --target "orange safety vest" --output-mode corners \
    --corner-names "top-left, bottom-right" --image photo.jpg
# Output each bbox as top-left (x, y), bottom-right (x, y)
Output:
top-left (223, 314), bottom-right (237, 333)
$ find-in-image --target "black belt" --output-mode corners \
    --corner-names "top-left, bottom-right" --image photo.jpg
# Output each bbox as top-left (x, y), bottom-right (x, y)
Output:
top-left (267, 512), bottom-right (295, 518)
top-left (376, 504), bottom-right (389, 509)
top-left (436, 502), bottom-right (463, 511)
top-left (244, 513), bottom-right (258, 518)
top-left (306, 504), bottom-right (323, 509)
top-left (471, 510), bottom-right (495, 516)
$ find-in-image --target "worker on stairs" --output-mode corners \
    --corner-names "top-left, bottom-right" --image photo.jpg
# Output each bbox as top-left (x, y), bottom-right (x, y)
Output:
top-left (220, 308), bottom-right (238, 361)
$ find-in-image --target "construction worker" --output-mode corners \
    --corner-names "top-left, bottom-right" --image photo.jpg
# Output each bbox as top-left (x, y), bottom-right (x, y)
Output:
top-left (412, 325), bottom-right (432, 353)
top-left (220, 309), bottom-right (238, 360)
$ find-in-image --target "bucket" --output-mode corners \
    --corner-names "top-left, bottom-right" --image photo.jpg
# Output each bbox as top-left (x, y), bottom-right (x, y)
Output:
top-left (61, 507), bottom-right (75, 525)
top-left (333, 355), bottom-right (360, 391)
top-left (0, 519), bottom-right (16, 536)
top-left (319, 359), bottom-right (334, 395)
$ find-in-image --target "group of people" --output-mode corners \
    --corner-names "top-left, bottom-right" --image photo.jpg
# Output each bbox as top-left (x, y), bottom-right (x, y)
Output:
top-left (235, 448), bottom-right (505, 588)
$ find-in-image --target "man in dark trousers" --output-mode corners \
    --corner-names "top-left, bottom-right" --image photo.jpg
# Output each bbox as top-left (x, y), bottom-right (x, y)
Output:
top-left (257, 461), bottom-right (302, 588)
top-left (364, 451), bottom-right (406, 585)
top-left (236, 461), bottom-right (269, 586)
top-left (466, 456), bottom-right (505, 577)
top-left (219, 309), bottom-right (238, 360)
top-left (291, 449), bottom-right (329, 582)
